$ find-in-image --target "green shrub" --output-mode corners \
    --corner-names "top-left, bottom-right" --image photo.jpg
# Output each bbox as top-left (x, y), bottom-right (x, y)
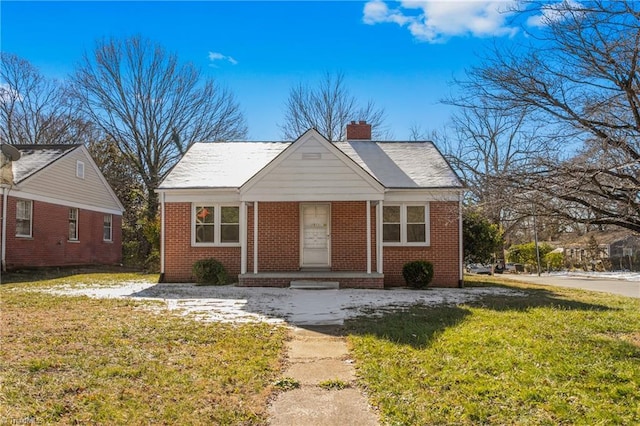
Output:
top-left (192, 258), bottom-right (228, 285)
top-left (402, 260), bottom-right (434, 289)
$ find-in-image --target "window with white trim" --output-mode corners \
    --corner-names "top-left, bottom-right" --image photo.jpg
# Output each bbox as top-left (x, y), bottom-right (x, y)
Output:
top-left (69, 208), bottom-right (79, 241)
top-left (193, 204), bottom-right (240, 245)
top-left (76, 160), bottom-right (85, 179)
top-left (383, 204), bottom-right (429, 245)
top-left (16, 199), bottom-right (32, 237)
top-left (103, 214), bottom-right (113, 241)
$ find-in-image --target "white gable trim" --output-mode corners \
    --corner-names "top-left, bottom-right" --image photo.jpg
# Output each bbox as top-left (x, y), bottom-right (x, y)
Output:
top-left (17, 145), bottom-right (125, 213)
top-left (240, 129), bottom-right (384, 201)
top-left (8, 189), bottom-right (124, 215)
top-left (78, 145), bottom-right (125, 212)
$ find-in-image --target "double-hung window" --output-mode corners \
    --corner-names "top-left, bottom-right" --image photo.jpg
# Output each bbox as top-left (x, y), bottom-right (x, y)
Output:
top-left (16, 199), bottom-right (32, 237)
top-left (193, 204), bottom-right (240, 246)
top-left (383, 204), bottom-right (429, 245)
top-left (69, 208), bottom-right (79, 241)
top-left (103, 214), bottom-right (113, 241)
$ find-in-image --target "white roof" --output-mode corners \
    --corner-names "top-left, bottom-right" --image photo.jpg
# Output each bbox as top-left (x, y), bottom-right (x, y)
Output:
top-left (159, 139), bottom-right (462, 190)
top-left (335, 141), bottom-right (462, 188)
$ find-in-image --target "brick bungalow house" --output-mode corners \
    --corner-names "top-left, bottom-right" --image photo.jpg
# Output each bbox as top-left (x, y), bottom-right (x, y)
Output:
top-left (0, 144), bottom-right (124, 271)
top-left (157, 122), bottom-right (464, 288)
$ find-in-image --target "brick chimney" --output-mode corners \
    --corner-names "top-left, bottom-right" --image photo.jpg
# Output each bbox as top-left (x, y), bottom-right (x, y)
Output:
top-left (346, 120), bottom-right (372, 140)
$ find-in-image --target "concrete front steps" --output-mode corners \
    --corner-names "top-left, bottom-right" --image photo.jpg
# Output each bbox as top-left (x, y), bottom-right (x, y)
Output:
top-left (237, 272), bottom-right (384, 288)
top-left (290, 280), bottom-right (340, 290)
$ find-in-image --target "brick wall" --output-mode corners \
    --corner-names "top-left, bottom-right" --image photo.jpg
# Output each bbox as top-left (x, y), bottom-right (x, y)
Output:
top-left (163, 200), bottom-right (460, 287)
top-left (249, 202), bottom-right (300, 271)
top-left (3, 196), bottom-right (122, 269)
top-left (383, 201), bottom-right (461, 287)
top-left (331, 201), bottom-right (375, 271)
top-left (163, 202), bottom-right (240, 282)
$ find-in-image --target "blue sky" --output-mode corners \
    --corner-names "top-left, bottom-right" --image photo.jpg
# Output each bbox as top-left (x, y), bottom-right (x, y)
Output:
top-left (1, 1), bottom-right (546, 141)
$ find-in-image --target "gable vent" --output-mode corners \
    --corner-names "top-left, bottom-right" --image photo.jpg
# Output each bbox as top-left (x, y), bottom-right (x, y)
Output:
top-left (302, 152), bottom-right (322, 160)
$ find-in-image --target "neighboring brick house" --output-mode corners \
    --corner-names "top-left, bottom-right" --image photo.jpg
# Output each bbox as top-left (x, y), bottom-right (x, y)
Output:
top-left (0, 144), bottom-right (124, 271)
top-left (157, 122), bottom-right (464, 288)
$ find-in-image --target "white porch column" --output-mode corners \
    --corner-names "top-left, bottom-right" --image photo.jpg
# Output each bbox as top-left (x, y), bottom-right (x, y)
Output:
top-left (240, 201), bottom-right (247, 274)
top-left (253, 201), bottom-right (258, 274)
top-left (459, 192), bottom-right (464, 286)
top-left (366, 200), bottom-right (371, 274)
top-left (376, 200), bottom-right (383, 274)
top-left (159, 191), bottom-right (165, 276)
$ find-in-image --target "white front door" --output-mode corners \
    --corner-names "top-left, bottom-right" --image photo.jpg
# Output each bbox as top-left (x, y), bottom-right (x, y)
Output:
top-left (301, 203), bottom-right (330, 268)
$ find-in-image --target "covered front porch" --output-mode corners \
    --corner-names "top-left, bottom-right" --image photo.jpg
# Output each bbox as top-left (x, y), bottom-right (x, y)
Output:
top-left (237, 200), bottom-right (385, 289)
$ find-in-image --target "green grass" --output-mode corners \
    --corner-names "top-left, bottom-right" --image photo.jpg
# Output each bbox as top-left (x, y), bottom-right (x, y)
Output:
top-left (0, 270), bottom-right (288, 425)
top-left (346, 276), bottom-right (640, 425)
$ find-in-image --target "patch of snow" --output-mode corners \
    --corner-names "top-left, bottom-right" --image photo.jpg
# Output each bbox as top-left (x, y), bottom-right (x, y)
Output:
top-left (31, 281), bottom-right (526, 326)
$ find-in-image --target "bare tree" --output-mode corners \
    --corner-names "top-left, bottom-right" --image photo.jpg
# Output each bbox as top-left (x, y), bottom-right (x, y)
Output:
top-left (71, 35), bottom-right (247, 220)
top-left (0, 52), bottom-right (85, 145)
top-left (458, 0), bottom-right (640, 233)
top-left (280, 71), bottom-right (386, 141)
top-left (435, 99), bottom-right (557, 243)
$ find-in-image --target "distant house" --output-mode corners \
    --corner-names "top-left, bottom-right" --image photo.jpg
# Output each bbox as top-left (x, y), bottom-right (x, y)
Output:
top-left (157, 122), bottom-right (464, 288)
top-left (563, 230), bottom-right (640, 271)
top-left (0, 144), bottom-right (124, 271)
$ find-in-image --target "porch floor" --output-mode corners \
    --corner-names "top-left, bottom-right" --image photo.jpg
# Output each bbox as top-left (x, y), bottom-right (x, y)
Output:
top-left (238, 271), bottom-right (384, 289)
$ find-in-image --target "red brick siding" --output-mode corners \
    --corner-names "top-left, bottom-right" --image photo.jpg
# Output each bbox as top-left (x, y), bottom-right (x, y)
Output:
top-left (163, 200), bottom-right (460, 287)
top-left (248, 202), bottom-right (299, 271)
top-left (3, 196), bottom-right (122, 269)
top-left (383, 201), bottom-right (461, 288)
top-left (331, 201), bottom-right (374, 272)
top-left (163, 203), bottom-right (240, 282)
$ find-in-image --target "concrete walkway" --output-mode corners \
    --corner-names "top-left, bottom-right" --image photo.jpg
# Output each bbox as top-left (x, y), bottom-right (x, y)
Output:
top-left (268, 326), bottom-right (379, 426)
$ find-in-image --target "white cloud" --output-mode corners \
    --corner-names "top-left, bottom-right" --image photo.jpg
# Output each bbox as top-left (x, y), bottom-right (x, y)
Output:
top-left (208, 51), bottom-right (238, 66)
top-left (526, 0), bottom-right (583, 28)
top-left (363, 0), bottom-right (519, 43)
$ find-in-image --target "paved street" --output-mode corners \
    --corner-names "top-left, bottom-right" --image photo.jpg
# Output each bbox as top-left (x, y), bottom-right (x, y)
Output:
top-left (501, 274), bottom-right (640, 299)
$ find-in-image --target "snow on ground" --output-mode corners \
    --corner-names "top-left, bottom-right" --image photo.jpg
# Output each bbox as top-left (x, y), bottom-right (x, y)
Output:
top-left (32, 282), bottom-right (526, 326)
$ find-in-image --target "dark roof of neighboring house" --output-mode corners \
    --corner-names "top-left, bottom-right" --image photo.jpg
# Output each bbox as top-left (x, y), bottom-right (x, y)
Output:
top-left (11, 144), bottom-right (80, 184)
top-left (159, 139), bottom-right (463, 190)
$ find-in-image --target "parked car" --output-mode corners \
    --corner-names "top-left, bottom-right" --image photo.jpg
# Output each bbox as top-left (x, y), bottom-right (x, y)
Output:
top-left (466, 264), bottom-right (493, 274)
top-left (505, 263), bottom-right (524, 273)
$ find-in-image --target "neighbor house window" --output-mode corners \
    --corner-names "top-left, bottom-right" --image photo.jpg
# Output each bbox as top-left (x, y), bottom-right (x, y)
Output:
top-left (103, 214), bottom-right (113, 241)
top-left (16, 199), bottom-right (32, 237)
top-left (69, 208), bottom-right (79, 241)
top-left (193, 204), bottom-right (240, 245)
top-left (383, 204), bottom-right (429, 245)
top-left (76, 160), bottom-right (85, 179)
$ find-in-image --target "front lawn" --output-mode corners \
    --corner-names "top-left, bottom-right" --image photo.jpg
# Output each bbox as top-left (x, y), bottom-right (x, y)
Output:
top-left (0, 271), bottom-right (287, 425)
top-left (346, 276), bottom-right (640, 425)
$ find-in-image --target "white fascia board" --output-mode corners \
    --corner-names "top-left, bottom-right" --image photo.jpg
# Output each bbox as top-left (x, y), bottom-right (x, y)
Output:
top-left (242, 192), bottom-right (384, 202)
top-left (78, 145), bottom-right (126, 212)
top-left (158, 188), bottom-right (241, 203)
top-left (384, 188), bottom-right (463, 202)
top-left (8, 188), bottom-right (124, 215)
